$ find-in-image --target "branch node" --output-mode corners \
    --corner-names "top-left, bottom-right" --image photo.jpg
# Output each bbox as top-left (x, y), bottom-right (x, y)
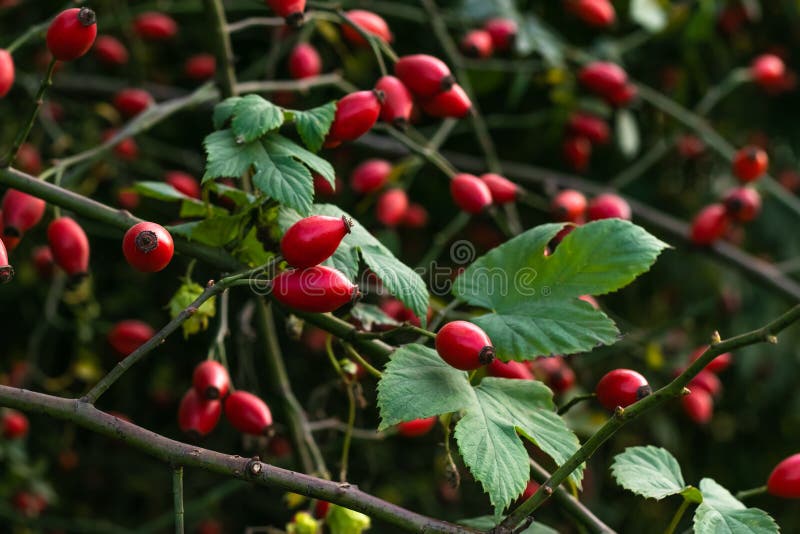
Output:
top-left (613, 406), bottom-right (625, 418)
top-left (187, 307), bottom-right (198, 316)
top-left (767, 335), bottom-right (778, 344)
top-left (543, 485), bottom-right (553, 495)
top-left (681, 387), bottom-right (691, 396)
top-left (207, 279), bottom-right (216, 288)
top-left (710, 330), bottom-right (722, 344)
top-left (246, 457), bottom-right (264, 476)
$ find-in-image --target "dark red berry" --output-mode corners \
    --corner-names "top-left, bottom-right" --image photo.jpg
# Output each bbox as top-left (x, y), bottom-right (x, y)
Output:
top-left (31, 245), bottom-right (54, 280)
top-left (568, 113), bottom-right (610, 145)
top-left (767, 454), bottom-right (800, 499)
top-left (578, 61), bottom-right (628, 98)
top-left (530, 356), bottom-right (576, 394)
top-left (314, 173), bottom-right (339, 196)
top-left (16, 143), bottom-right (42, 175)
top-left (563, 136), bottom-right (592, 172)
top-left (133, 12), bottom-right (178, 41)
top-left (376, 188), bottom-right (409, 226)
top-left (435, 320), bottom-right (494, 371)
top-left (480, 173), bottom-right (517, 204)
top-left (551, 189), bottom-right (587, 223)
top-left (483, 18), bottom-right (517, 52)
top-left (272, 265), bottom-right (359, 313)
top-left (401, 203), bottom-right (429, 229)
top-left (595, 369), bottom-right (651, 410)
top-left (108, 320), bottom-right (155, 358)
top-left (288, 43), bottom-right (321, 80)
top-left (113, 88), bottom-right (153, 118)
top-left (487, 359), bottom-right (534, 380)
top-left (116, 189), bottom-right (140, 210)
top-left (397, 417), bottom-right (437, 437)
top-left (2, 189), bottom-right (46, 236)
top-left (0, 49), bottom-right (14, 97)
top-left (342, 10), bottom-right (392, 46)
top-left (2, 410), bottom-right (29, 439)
top-left (677, 135), bottom-right (706, 159)
top-left (192, 361), bottom-right (230, 400)
top-left (375, 75), bottom-right (413, 128)
top-left (751, 54), bottom-right (786, 90)
top-left (351, 159), bottom-right (392, 194)
top-left (689, 346), bottom-right (732, 374)
top-left (421, 84), bottom-right (472, 119)
top-left (461, 29), bottom-right (493, 58)
top-left (688, 370), bottom-right (722, 398)
top-left (122, 221), bottom-right (175, 272)
top-left (451, 173), bottom-right (492, 214)
top-left (178, 389), bottom-right (222, 437)
top-left (94, 35), bottom-right (128, 66)
top-left (281, 215), bottom-right (351, 268)
top-left (571, 0), bottom-right (616, 28)
top-left (48, 217), bottom-right (90, 277)
top-left (266, 0), bottom-right (306, 25)
top-left (224, 390), bottom-right (273, 435)
top-left (313, 500), bottom-right (331, 518)
top-left (733, 146), bottom-right (768, 183)
top-left (102, 129), bottom-right (139, 161)
top-left (690, 204), bottom-right (730, 245)
top-left (325, 90), bottom-right (382, 147)
top-left (682, 389), bottom-right (713, 424)
top-left (395, 55), bottom-right (454, 98)
top-left (380, 298), bottom-right (421, 327)
top-left (723, 187), bottom-right (761, 222)
top-left (0, 213), bottom-right (21, 254)
top-left (587, 193), bottom-right (631, 221)
top-left (46, 8), bottom-right (97, 61)
top-left (184, 53), bottom-right (216, 81)
top-left (165, 171), bottom-right (201, 199)
top-left (606, 83), bottom-right (637, 107)
top-left (0, 237), bottom-right (12, 284)
top-left (11, 491), bottom-right (47, 518)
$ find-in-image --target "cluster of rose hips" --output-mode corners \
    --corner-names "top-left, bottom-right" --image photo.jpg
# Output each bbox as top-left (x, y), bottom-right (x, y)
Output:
top-left (459, 18), bottom-right (517, 59)
top-left (676, 346), bottom-right (732, 425)
top-left (550, 189), bottom-right (632, 243)
top-left (689, 144), bottom-right (767, 246)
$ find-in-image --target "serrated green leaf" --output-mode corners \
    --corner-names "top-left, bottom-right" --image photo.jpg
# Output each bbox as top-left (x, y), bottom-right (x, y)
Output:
top-left (350, 303), bottom-right (401, 331)
top-left (377, 345), bottom-right (582, 513)
top-left (206, 181), bottom-right (257, 208)
top-left (459, 515), bottom-right (558, 534)
top-left (293, 101), bottom-right (336, 153)
top-left (611, 446), bottom-right (688, 500)
top-left (169, 213), bottom-right (249, 247)
top-left (693, 479), bottom-right (779, 534)
top-left (630, 0), bottom-right (668, 32)
top-left (263, 133), bottom-right (336, 187)
top-left (135, 181), bottom-right (191, 202)
top-left (213, 97), bottom-right (242, 129)
top-left (202, 129), bottom-right (261, 182)
top-left (232, 94), bottom-right (284, 143)
top-left (277, 204), bottom-right (429, 324)
top-left (179, 199), bottom-right (227, 219)
top-left (453, 220), bottom-right (668, 360)
top-left (252, 152), bottom-right (314, 215)
top-left (231, 227), bottom-right (272, 267)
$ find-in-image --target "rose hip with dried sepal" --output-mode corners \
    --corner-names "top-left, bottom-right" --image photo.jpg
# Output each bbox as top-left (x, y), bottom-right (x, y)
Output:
top-left (595, 369), bottom-right (651, 411)
top-left (122, 221), bottom-right (174, 272)
top-left (280, 215), bottom-right (352, 268)
top-left (435, 320), bottom-right (495, 371)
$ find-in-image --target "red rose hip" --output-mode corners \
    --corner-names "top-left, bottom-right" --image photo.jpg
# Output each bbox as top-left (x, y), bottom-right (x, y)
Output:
top-left (571, 0), bottom-right (616, 28)
top-left (421, 84), bottom-right (472, 119)
top-left (376, 188), bottom-right (409, 226)
top-left (165, 171), bottom-right (201, 199)
top-left (193, 361), bottom-right (230, 400)
top-left (563, 136), bottom-right (592, 172)
top-left (450, 173), bottom-right (492, 214)
top-left (587, 193), bottom-right (631, 221)
top-left (108, 320), bottom-right (155, 358)
top-left (397, 417), bottom-right (437, 437)
top-left (0, 49), bottom-right (14, 97)
top-left (375, 75), bottom-right (413, 128)
top-left (48, 217), bottom-right (90, 277)
top-left (178, 389), bottom-right (222, 437)
top-left (351, 159), bottom-right (392, 194)
top-left (0, 237), bottom-right (13, 284)
top-left (435, 320), bottom-right (495, 371)
top-left (113, 88), bottom-right (153, 118)
top-left (487, 359), bottom-right (534, 380)
top-left (551, 189), bottom-right (587, 223)
top-left (184, 54), bottom-right (216, 81)
top-left (133, 12), bottom-right (178, 41)
top-left (280, 215), bottom-right (352, 268)
top-left (461, 30), bottom-right (493, 58)
top-left (266, 0), bottom-right (306, 26)
top-left (325, 90), bottom-right (382, 146)
top-left (751, 54), bottom-right (786, 90)
top-left (123, 221), bottom-right (174, 272)
top-left (483, 18), bottom-right (517, 52)
top-left (395, 55), bottom-right (454, 98)
top-left (595, 369), bottom-right (651, 410)
top-left (288, 43), bottom-right (321, 80)
top-left (271, 265), bottom-right (359, 313)
top-left (224, 390), bottom-right (273, 435)
top-left (682, 389), bottom-right (713, 424)
top-left (480, 173), bottom-right (518, 204)
top-left (94, 35), bottom-right (128, 66)
top-left (690, 204), bottom-right (730, 245)
top-left (723, 187), bottom-right (761, 222)
top-left (578, 62), bottom-right (627, 98)
top-left (732, 146), bottom-right (768, 183)
top-left (2, 410), bottom-right (29, 439)
top-left (46, 8), bottom-right (98, 61)
top-left (342, 10), bottom-right (393, 46)
top-left (767, 453), bottom-right (800, 499)
top-left (2, 189), bottom-right (47, 236)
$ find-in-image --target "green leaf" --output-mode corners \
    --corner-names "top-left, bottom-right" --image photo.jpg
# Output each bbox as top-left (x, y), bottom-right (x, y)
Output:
top-left (616, 109), bottom-right (640, 159)
top-left (263, 133), bottom-right (336, 187)
top-left (377, 344), bottom-right (582, 513)
top-left (202, 129), bottom-right (261, 183)
top-left (179, 200), bottom-right (227, 219)
top-left (453, 220), bottom-right (669, 360)
top-left (231, 94), bottom-right (284, 143)
top-left (459, 515), bottom-right (558, 534)
top-left (231, 227), bottom-right (272, 267)
top-left (277, 204), bottom-right (429, 324)
top-left (252, 152), bottom-right (314, 215)
top-left (327, 505), bottom-right (371, 534)
top-left (293, 101), bottom-right (336, 153)
top-left (212, 97), bottom-right (242, 129)
top-left (169, 213), bottom-right (249, 247)
top-left (350, 303), bottom-right (401, 331)
top-left (611, 446), bottom-right (689, 500)
top-left (168, 280), bottom-right (216, 338)
top-left (134, 181), bottom-right (190, 202)
top-left (693, 479), bottom-right (779, 534)
top-left (630, 0), bottom-right (668, 32)
top-left (207, 181), bottom-right (257, 208)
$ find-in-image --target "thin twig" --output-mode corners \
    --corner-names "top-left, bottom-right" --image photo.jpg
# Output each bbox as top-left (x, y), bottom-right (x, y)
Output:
top-left (173, 466), bottom-right (185, 534)
top-left (2, 59), bottom-right (56, 167)
top-left (227, 16), bottom-right (285, 33)
top-left (204, 0), bottom-right (238, 98)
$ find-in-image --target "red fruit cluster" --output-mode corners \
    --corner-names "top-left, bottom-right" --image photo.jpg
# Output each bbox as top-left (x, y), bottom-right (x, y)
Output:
top-left (449, 173), bottom-right (518, 214)
top-left (596, 369), bottom-right (651, 411)
top-left (549, 190), bottom-right (630, 241)
top-left (562, 112), bottom-right (612, 171)
top-left (435, 320), bottom-right (495, 371)
top-left (577, 62), bottom-right (637, 108)
top-left (566, 0), bottom-right (616, 28)
top-left (529, 356), bottom-right (576, 394)
top-left (459, 17), bottom-right (517, 59)
top-left (676, 346), bottom-right (733, 424)
top-left (394, 55), bottom-right (472, 120)
top-left (122, 221), bottom-right (175, 272)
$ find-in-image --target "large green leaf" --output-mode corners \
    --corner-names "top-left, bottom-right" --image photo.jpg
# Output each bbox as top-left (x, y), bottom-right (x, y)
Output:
top-left (252, 152), bottom-right (313, 216)
top-left (231, 94), bottom-right (284, 143)
top-left (293, 101), bottom-right (336, 153)
top-left (202, 129), bottom-right (263, 181)
top-left (263, 134), bottom-right (335, 186)
top-left (277, 204), bottom-right (429, 324)
top-left (693, 479), bottom-right (779, 534)
top-left (611, 446), bottom-right (691, 500)
top-left (212, 96), bottom-right (241, 129)
top-left (453, 220), bottom-right (669, 360)
top-left (377, 344), bottom-right (582, 513)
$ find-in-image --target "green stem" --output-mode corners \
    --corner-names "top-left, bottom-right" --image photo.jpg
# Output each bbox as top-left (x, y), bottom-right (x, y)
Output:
top-left (340, 382), bottom-right (357, 482)
top-left (203, 0), bottom-right (238, 98)
top-left (138, 481), bottom-right (245, 534)
top-left (663, 498), bottom-right (690, 534)
top-left (382, 126), bottom-right (458, 178)
top-left (236, 73), bottom-right (354, 94)
top-left (6, 18), bottom-right (51, 54)
top-left (3, 59), bottom-right (56, 167)
top-left (694, 68), bottom-right (749, 116)
top-left (735, 485), bottom-right (768, 501)
top-left (173, 466), bottom-right (185, 534)
top-left (610, 139), bottom-right (672, 190)
top-left (557, 393), bottom-right (597, 416)
top-left (226, 16), bottom-right (284, 33)
top-left (343, 344), bottom-right (383, 378)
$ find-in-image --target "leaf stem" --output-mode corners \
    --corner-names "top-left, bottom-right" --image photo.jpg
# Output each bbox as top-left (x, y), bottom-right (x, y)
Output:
top-left (663, 498), bottom-right (690, 534)
top-left (203, 0), bottom-right (238, 98)
top-left (735, 485), bottom-right (768, 501)
top-left (2, 59), bottom-right (56, 168)
top-left (340, 382), bottom-right (357, 482)
top-left (343, 344), bottom-right (383, 379)
top-left (557, 393), bottom-right (597, 416)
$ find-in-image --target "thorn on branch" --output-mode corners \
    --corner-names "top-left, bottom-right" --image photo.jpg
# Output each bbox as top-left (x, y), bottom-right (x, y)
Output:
top-left (767, 335), bottom-right (778, 344)
top-left (710, 331), bottom-right (722, 344)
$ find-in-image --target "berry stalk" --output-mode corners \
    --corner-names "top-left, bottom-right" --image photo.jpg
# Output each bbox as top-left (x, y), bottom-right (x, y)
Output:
top-left (2, 59), bottom-right (56, 168)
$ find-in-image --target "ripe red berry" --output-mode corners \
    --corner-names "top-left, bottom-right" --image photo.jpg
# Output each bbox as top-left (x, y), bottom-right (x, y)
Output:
top-left (578, 62), bottom-right (628, 98)
top-left (568, 113), bottom-right (610, 145)
top-left (530, 356), bottom-right (576, 394)
top-left (113, 88), bottom-right (153, 118)
top-left (31, 245), bottom-right (54, 280)
top-left (487, 359), bottom-right (534, 380)
top-left (272, 265), bottom-right (359, 313)
top-left (732, 146), bottom-right (769, 183)
top-left (723, 187), bottom-right (761, 222)
top-left (606, 83), bottom-right (637, 107)
top-left (2, 189), bottom-right (46, 236)
top-left (0, 49), bottom-right (14, 98)
top-left (461, 29), bottom-right (493, 58)
top-left (451, 173), bottom-right (493, 214)
top-left (563, 136), bottom-right (592, 172)
top-left (314, 173), bottom-right (339, 197)
top-left (551, 189), bottom-right (587, 223)
top-left (587, 193), bottom-right (631, 221)
top-left (2, 410), bottom-right (29, 439)
top-left (94, 35), bottom-right (128, 66)
top-left (11, 491), bottom-right (47, 518)
top-left (165, 171), bottom-right (201, 199)
top-left (397, 417), bottom-right (437, 437)
top-left (483, 18), bottom-right (517, 52)
top-left (122, 221), bottom-right (175, 272)
top-left (0, 237), bottom-right (13, 284)
top-left (395, 55), bottom-right (454, 98)
top-left (178, 389), bottom-right (222, 438)
top-left (689, 346), bottom-right (732, 374)
top-left (480, 173), bottom-right (518, 204)
top-left (266, 0), bottom-right (306, 25)
top-left (46, 8), bottom-right (97, 61)
top-left (288, 43), bottom-right (321, 80)
top-left (380, 298), bottom-right (421, 326)
top-left (688, 370), bottom-right (722, 398)
top-left (751, 54), bottom-right (786, 90)
top-left (402, 203), bottom-right (429, 229)
top-left (690, 204), bottom-right (730, 245)
top-left (420, 84), bottom-right (472, 119)
top-left (224, 390), bottom-right (273, 435)
top-left (376, 188), bottom-right (409, 226)
top-left (571, 0), bottom-right (616, 28)
top-left (102, 129), bottom-right (139, 160)
top-left (108, 320), bottom-right (155, 358)
top-left (435, 320), bottom-right (495, 371)
top-left (595, 369), bottom-right (651, 410)
top-left (184, 53), bottom-right (216, 81)
top-left (47, 217), bottom-right (90, 277)
top-left (351, 159), bottom-right (392, 194)
top-left (682, 389), bottom-right (713, 424)
top-left (193, 361), bottom-right (230, 400)
top-left (16, 143), bottom-right (42, 175)
top-left (133, 12), bottom-right (178, 41)
top-left (117, 189), bottom-right (140, 210)
top-left (325, 90), bottom-right (383, 147)
top-left (342, 10), bottom-right (393, 46)
top-left (375, 75), bottom-right (413, 128)
top-left (767, 453), bottom-right (800, 499)
top-left (280, 215), bottom-right (352, 268)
